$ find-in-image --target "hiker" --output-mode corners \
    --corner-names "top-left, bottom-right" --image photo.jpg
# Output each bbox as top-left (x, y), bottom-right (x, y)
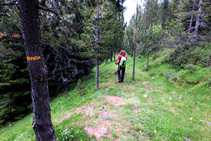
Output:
top-left (115, 50), bottom-right (127, 82)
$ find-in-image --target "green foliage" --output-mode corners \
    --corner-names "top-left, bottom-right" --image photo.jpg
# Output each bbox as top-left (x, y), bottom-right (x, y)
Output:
top-left (166, 42), bottom-right (211, 69)
top-left (0, 37), bottom-right (31, 125)
top-left (55, 114), bottom-right (92, 141)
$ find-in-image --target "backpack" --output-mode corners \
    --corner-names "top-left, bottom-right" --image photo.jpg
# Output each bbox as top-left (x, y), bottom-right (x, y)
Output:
top-left (120, 56), bottom-right (126, 67)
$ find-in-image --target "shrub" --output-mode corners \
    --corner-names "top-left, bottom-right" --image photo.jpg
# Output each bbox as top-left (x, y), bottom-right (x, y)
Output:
top-left (185, 64), bottom-right (196, 72)
top-left (150, 71), bottom-right (156, 76)
top-left (164, 70), bottom-right (176, 80)
top-left (76, 79), bottom-right (87, 96)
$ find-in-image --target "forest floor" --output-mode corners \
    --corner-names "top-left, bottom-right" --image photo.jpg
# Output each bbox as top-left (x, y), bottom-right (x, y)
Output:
top-left (0, 53), bottom-right (210, 141)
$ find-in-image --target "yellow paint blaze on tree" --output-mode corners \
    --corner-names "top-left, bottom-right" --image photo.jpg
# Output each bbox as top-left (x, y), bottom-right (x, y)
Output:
top-left (27, 56), bottom-right (41, 60)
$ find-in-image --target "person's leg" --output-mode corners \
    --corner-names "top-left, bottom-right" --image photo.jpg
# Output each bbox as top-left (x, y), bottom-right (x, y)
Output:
top-left (117, 66), bottom-right (121, 82)
top-left (121, 67), bottom-right (125, 82)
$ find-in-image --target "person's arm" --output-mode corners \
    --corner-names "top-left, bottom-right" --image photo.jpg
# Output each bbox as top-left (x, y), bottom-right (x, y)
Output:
top-left (116, 60), bottom-right (120, 65)
top-left (116, 56), bottom-right (121, 65)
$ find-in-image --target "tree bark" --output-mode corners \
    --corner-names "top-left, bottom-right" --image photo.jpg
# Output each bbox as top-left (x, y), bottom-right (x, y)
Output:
top-left (18, 0), bottom-right (56, 140)
top-left (110, 51), bottom-right (113, 62)
top-left (189, 0), bottom-right (196, 32)
top-left (147, 50), bottom-right (149, 68)
top-left (95, 1), bottom-right (100, 90)
top-left (105, 57), bottom-right (108, 64)
top-left (114, 53), bottom-right (115, 61)
top-left (132, 51), bottom-right (135, 79)
top-left (194, 0), bottom-right (203, 36)
top-left (95, 57), bottom-right (99, 90)
top-left (132, 4), bottom-right (138, 80)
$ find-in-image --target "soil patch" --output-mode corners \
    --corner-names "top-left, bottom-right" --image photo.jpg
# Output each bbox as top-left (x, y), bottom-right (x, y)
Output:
top-left (84, 118), bottom-right (121, 141)
top-left (105, 95), bottom-right (125, 106)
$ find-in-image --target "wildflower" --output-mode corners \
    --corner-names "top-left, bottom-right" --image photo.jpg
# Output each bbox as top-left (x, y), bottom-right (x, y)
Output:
top-left (154, 130), bottom-right (156, 133)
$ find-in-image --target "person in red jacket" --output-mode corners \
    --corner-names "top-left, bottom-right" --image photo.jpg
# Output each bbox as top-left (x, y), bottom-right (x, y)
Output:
top-left (115, 50), bottom-right (127, 82)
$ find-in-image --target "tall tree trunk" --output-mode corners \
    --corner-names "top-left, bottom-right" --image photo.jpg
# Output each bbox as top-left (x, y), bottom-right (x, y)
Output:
top-left (147, 50), bottom-right (149, 68)
top-left (105, 57), bottom-right (108, 64)
top-left (194, 0), bottom-right (203, 36)
top-left (132, 51), bottom-right (135, 79)
top-left (114, 53), bottom-right (115, 61)
top-left (62, 45), bottom-right (69, 91)
top-left (95, 1), bottom-right (100, 90)
top-left (95, 57), bottom-right (99, 90)
top-left (110, 51), bottom-right (113, 62)
top-left (18, 0), bottom-right (56, 140)
top-left (62, 66), bottom-right (69, 91)
top-left (189, 0), bottom-right (196, 32)
top-left (132, 4), bottom-right (138, 80)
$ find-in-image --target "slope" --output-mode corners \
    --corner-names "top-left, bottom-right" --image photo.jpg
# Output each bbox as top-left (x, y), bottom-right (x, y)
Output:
top-left (0, 52), bottom-right (210, 141)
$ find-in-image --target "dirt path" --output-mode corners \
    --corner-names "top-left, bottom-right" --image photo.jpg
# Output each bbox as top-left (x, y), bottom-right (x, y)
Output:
top-left (59, 95), bottom-right (127, 140)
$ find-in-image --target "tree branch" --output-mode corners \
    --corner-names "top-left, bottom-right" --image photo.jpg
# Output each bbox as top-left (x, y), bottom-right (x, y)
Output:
top-left (39, 5), bottom-right (58, 16)
top-left (0, 0), bottom-right (17, 5)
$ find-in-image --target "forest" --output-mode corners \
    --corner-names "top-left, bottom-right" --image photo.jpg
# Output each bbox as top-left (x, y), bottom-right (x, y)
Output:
top-left (0, 0), bottom-right (210, 140)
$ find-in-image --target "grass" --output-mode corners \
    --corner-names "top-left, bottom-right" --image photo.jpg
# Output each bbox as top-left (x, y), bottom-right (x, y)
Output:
top-left (0, 53), bottom-right (210, 141)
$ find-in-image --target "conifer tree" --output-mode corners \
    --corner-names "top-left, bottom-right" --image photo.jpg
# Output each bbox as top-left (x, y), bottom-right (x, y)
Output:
top-left (18, 0), bottom-right (56, 140)
top-left (81, 0), bottom-right (118, 90)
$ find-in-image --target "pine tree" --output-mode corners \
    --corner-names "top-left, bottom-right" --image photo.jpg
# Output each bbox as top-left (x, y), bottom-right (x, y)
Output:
top-left (18, 0), bottom-right (56, 140)
top-left (81, 0), bottom-right (118, 90)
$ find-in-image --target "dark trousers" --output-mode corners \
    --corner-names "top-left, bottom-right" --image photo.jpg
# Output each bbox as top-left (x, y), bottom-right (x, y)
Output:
top-left (117, 66), bottom-right (125, 82)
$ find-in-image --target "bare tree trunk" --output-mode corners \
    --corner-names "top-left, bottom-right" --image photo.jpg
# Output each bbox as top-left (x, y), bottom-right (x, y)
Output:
top-left (194, 0), bottom-right (203, 36)
top-left (95, 57), bottom-right (99, 90)
top-left (62, 66), bottom-right (69, 91)
top-left (110, 51), bottom-right (113, 62)
top-left (95, 1), bottom-right (100, 90)
top-left (18, 0), bottom-right (56, 140)
top-left (113, 52), bottom-right (115, 60)
top-left (62, 45), bottom-right (69, 91)
top-left (132, 4), bottom-right (138, 80)
top-left (147, 50), bottom-right (149, 68)
top-left (105, 57), bottom-right (108, 64)
top-left (189, 0), bottom-right (196, 32)
top-left (132, 51), bottom-right (135, 79)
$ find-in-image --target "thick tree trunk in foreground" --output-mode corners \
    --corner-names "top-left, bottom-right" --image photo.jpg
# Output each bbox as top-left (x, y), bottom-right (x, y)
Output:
top-left (19, 0), bottom-right (56, 140)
